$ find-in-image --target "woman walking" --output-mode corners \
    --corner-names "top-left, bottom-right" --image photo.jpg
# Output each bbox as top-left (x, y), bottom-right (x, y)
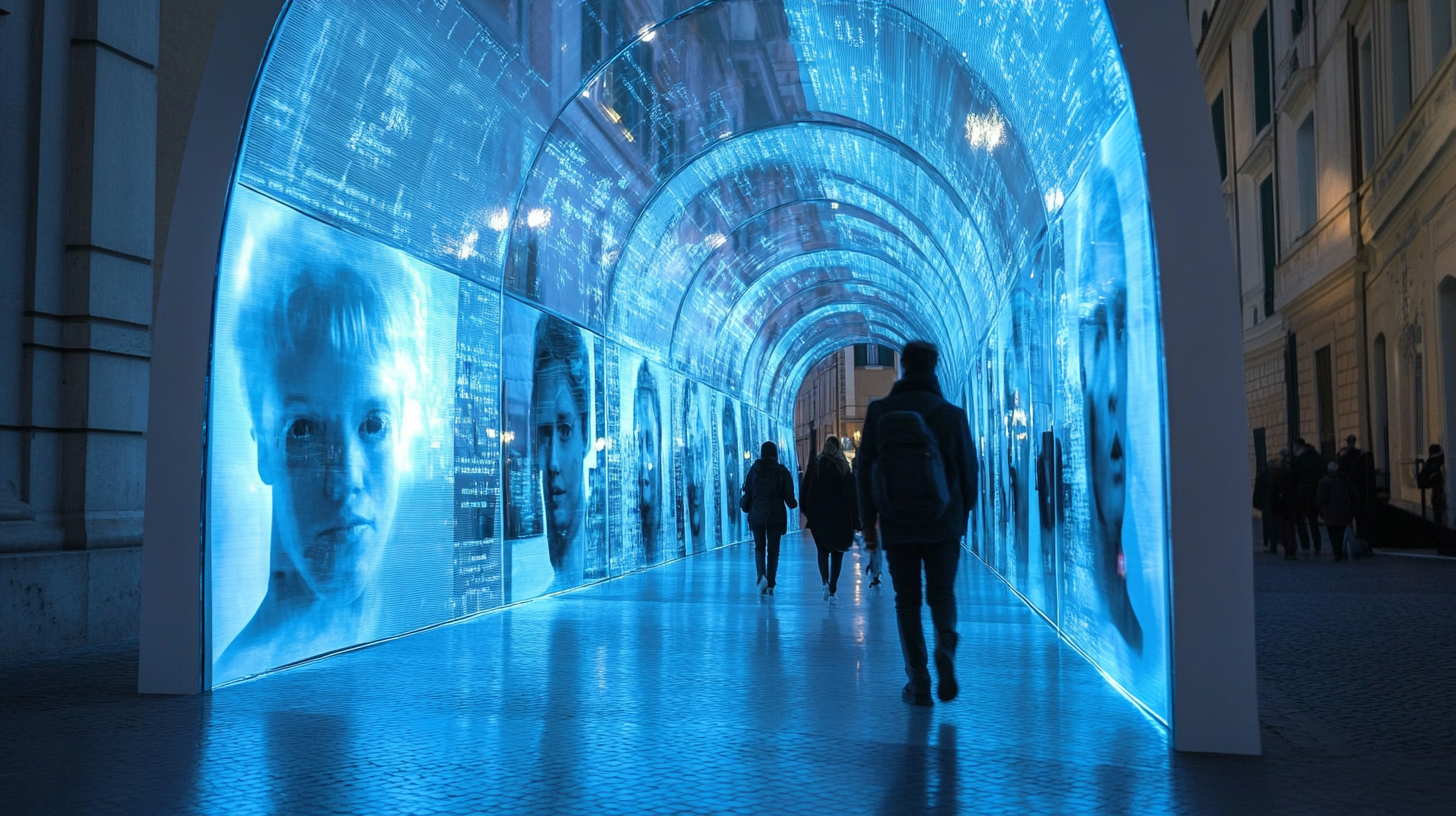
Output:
top-left (742, 441), bottom-right (797, 595)
top-left (804, 436), bottom-right (858, 603)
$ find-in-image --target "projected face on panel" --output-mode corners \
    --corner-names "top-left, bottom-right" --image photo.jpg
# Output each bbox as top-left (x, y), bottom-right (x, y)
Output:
top-left (634, 360), bottom-right (663, 562)
top-left (532, 314), bottom-right (590, 581)
top-left (214, 196), bottom-right (433, 681)
top-left (1079, 165), bottom-right (1141, 653)
top-left (721, 399), bottom-right (741, 543)
top-left (682, 379), bottom-right (706, 543)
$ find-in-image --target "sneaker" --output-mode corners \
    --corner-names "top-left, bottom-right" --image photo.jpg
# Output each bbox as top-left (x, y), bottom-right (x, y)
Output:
top-left (822, 584), bottom-right (830, 601)
top-left (935, 651), bottom-right (958, 702)
top-left (869, 575), bottom-right (881, 588)
top-left (767, 587), bottom-right (774, 595)
top-left (758, 575), bottom-right (767, 590)
top-left (828, 592), bottom-right (837, 605)
top-left (901, 683), bottom-right (933, 706)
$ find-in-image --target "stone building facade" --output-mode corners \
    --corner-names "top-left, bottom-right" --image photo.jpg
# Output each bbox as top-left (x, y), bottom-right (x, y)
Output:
top-left (0, 0), bottom-right (221, 658)
top-left (792, 344), bottom-right (898, 469)
top-left (1191, 0), bottom-right (1456, 518)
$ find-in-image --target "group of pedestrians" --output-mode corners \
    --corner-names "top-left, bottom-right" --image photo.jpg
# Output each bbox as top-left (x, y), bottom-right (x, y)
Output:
top-left (1254, 435), bottom-right (1374, 561)
top-left (739, 341), bottom-right (977, 706)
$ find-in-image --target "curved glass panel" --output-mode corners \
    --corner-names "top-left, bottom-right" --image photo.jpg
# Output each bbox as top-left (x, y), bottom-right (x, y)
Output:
top-left (203, 0), bottom-right (1173, 725)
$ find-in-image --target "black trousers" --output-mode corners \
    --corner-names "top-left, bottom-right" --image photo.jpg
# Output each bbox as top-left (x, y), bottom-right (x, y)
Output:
top-left (752, 526), bottom-right (782, 588)
top-left (816, 545), bottom-right (845, 593)
top-left (1260, 511), bottom-right (1278, 551)
top-left (1294, 503), bottom-right (1322, 551)
top-left (1325, 524), bottom-right (1347, 560)
top-left (885, 540), bottom-right (961, 691)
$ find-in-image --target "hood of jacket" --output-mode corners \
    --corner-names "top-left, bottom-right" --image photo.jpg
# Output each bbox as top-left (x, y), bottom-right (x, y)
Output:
top-left (889, 373), bottom-right (944, 398)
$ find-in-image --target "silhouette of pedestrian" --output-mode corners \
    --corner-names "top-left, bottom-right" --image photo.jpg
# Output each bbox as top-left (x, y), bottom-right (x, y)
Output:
top-left (742, 441), bottom-right (797, 595)
top-left (1419, 444), bottom-right (1447, 527)
top-left (1270, 449), bottom-right (1299, 560)
top-left (856, 341), bottom-right (977, 706)
top-left (1317, 462), bottom-right (1354, 562)
top-left (803, 435), bottom-right (858, 603)
top-left (1293, 439), bottom-right (1327, 555)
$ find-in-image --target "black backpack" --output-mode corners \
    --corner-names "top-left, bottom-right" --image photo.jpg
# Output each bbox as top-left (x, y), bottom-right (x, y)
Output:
top-left (871, 409), bottom-right (952, 535)
top-left (751, 463), bottom-right (781, 505)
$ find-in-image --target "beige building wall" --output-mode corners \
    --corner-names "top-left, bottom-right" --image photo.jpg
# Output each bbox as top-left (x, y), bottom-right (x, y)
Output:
top-left (1193, 0), bottom-right (1456, 518)
top-left (793, 345), bottom-right (897, 468)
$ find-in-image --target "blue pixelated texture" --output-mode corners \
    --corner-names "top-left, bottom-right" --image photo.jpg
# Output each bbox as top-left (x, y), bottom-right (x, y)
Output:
top-left (206, 0), bottom-right (1170, 724)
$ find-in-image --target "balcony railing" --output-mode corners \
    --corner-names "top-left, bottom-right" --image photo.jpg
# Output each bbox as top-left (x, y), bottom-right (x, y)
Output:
top-left (1276, 20), bottom-right (1315, 97)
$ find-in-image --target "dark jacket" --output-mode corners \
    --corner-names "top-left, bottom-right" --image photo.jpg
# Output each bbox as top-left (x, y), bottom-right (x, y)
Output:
top-left (1269, 460), bottom-right (1297, 516)
top-left (855, 373), bottom-right (977, 545)
top-left (804, 454), bottom-right (859, 552)
top-left (1317, 473), bottom-right (1354, 526)
top-left (742, 456), bottom-right (797, 534)
top-left (1294, 448), bottom-right (1326, 505)
top-left (1335, 445), bottom-right (1368, 507)
top-left (1419, 453), bottom-right (1446, 495)
top-left (1252, 462), bottom-right (1272, 513)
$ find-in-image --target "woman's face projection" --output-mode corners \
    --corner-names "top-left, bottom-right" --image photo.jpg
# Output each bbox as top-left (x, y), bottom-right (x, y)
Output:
top-left (721, 402), bottom-right (740, 534)
top-left (257, 349), bottom-right (401, 606)
top-left (683, 382), bottom-right (705, 537)
top-left (241, 265), bottom-right (410, 609)
top-left (634, 384), bottom-right (661, 537)
top-left (535, 362), bottom-right (587, 549)
top-left (1083, 264), bottom-right (1130, 545)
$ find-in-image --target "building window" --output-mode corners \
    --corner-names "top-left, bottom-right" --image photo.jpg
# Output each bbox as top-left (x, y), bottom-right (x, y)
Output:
top-left (1260, 174), bottom-right (1277, 316)
top-left (854, 344), bottom-right (896, 368)
top-left (1253, 10), bottom-right (1273, 133)
top-left (1391, 0), bottom-right (1413, 124)
top-left (1211, 91), bottom-right (1229, 180)
top-left (1296, 113), bottom-right (1317, 233)
top-left (1433, 0), bottom-right (1453, 65)
top-left (1359, 33), bottom-right (1376, 173)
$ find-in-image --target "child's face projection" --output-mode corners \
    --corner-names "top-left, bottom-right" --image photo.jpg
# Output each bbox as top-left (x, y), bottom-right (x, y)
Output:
top-left (535, 364), bottom-right (587, 543)
top-left (257, 352), bottom-right (402, 605)
top-left (1082, 284), bottom-right (1129, 538)
top-left (634, 388), bottom-right (661, 531)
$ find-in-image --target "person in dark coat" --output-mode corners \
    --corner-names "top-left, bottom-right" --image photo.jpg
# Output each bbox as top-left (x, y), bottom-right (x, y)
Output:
top-left (804, 435), bottom-right (858, 603)
top-left (1269, 450), bottom-right (1299, 560)
top-left (1253, 458), bottom-right (1276, 553)
top-left (1293, 439), bottom-right (1327, 555)
top-left (856, 340), bottom-right (977, 706)
top-left (742, 440), bottom-right (797, 595)
top-left (1317, 461), bottom-right (1355, 562)
top-left (1419, 443), bottom-right (1447, 527)
top-left (1335, 435), bottom-right (1369, 550)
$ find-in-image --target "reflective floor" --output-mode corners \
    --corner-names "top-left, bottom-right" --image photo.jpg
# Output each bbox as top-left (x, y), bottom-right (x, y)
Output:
top-left (4, 536), bottom-right (1455, 815)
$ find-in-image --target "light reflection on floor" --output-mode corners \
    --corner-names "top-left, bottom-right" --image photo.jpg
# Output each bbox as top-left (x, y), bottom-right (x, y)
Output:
top-left (4, 534), bottom-right (1196, 814)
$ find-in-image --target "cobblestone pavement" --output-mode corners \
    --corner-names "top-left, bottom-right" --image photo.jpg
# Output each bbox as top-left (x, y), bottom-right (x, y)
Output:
top-left (2, 537), bottom-right (1453, 815)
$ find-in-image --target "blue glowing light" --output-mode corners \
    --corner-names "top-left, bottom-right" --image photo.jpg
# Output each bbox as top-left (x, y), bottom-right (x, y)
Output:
top-left (205, 0), bottom-right (1172, 724)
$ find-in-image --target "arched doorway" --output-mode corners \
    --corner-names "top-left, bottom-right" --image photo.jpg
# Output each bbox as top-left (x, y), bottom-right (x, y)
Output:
top-left (140, 0), bottom-right (1257, 754)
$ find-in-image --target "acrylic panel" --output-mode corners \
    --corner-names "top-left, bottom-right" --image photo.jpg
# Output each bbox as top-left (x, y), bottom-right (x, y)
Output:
top-left (208, 187), bottom-right (460, 685)
top-left (500, 298), bottom-right (607, 602)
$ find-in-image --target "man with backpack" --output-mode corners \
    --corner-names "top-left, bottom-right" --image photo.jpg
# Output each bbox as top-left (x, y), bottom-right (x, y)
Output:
top-left (856, 341), bottom-right (978, 706)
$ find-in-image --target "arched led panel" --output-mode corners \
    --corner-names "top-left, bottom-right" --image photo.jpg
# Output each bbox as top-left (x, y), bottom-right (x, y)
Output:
top-left (700, 255), bottom-right (961, 392)
top-left (607, 123), bottom-right (1002, 356)
top-left (143, 0), bottom-right (1259, 755)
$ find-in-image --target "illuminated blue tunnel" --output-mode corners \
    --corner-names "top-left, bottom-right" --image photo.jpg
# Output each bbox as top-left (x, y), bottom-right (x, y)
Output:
top-left (138, 0), bottom-right (1261, 752)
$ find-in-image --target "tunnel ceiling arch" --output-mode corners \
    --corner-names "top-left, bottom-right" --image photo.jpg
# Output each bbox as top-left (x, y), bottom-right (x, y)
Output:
top-left (236, 0), bottom-right (1130, 409)
top-left (199, 0), bottom-right (1188, 728)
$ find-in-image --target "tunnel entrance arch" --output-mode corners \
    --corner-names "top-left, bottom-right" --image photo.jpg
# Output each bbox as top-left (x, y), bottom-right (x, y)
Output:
top-left (141, 0), bottom-right (1257, 753)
